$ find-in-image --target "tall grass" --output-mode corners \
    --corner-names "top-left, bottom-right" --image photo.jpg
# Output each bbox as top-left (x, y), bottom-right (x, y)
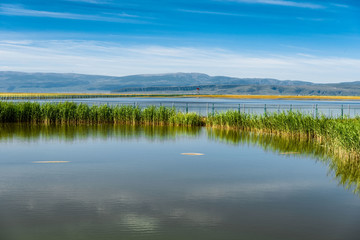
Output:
top-left (0, 101), bottom-right (203, 126)
top-left (1, 101), bottom-right (360, 157)
top-left (207, 110), bottom-right (360, 158)
top-left (1, 102), bottom-right (360, 192)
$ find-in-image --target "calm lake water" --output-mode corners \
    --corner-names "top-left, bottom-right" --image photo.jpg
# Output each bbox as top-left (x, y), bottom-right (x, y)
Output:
top-left (0, 125), bottom-right (359, 240)
top-left (10, 97), bottom-right (360, 117)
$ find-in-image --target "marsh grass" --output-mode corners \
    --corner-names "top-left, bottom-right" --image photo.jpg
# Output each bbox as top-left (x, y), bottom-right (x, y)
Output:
top-left (0, 101), bottom-right (203, 126)
top-left (1, 101), bottom-right (360, 162)
top-left (206, 110), bottom-right (360, 157)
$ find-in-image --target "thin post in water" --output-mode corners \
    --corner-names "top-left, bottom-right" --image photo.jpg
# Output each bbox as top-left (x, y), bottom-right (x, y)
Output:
top-left (264, 104), bottom-right (267, 115)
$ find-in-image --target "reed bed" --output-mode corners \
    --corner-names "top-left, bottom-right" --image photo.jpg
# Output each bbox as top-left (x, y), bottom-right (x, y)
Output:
top-left (1, 101), bottom-right (360, 158)
top-left (1, 101), bottom-right (360, 192)
top-left (207, 110), bottom-right (360, 159)
top-left (0, 101), bottom-right (202, 126)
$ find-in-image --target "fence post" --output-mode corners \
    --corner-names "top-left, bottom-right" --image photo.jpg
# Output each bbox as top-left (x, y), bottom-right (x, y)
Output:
top-left (212, 103), bottom-right (215, 115)
top-left (186, 103), bottom-right (188, 113)
top-left (290, 104), bottom-right (292, 112)
top-left (341, 104), bottom-right (344, 119)
top-left (264, 104), bottom-right (267, 115)
top-left (315, 104), bottom-right (318, 118)
top-left (238, 104), bottom-right (241, 113)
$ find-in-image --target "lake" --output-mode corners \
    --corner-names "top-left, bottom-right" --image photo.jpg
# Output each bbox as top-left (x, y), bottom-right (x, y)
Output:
top-left (9, 97), bottom-right (360, 117)
top-left (0, 124), bottom-right (359, 240)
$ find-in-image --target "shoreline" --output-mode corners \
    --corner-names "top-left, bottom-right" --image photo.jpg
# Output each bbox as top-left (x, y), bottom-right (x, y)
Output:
top-left (1, 101), bottom-right (359, 192)
top-left (1, 93), bottom-right (360, 101)
top-left (0, 101), bottom-right (359, 160)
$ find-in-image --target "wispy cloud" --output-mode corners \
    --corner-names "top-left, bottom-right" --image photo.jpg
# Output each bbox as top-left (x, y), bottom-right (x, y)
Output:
top-left (66, 0), bottom-right (113, 4)
top-left (179, 9), bottom-right (246, 17)
top-left (330, 3), bottom-right (350, 8)
top-left (0, 4), bottom-right (146, 23)
top-left (179, 8), bottom-right (329, 21)
top-left (1, 40), bottom-right (360, 83)
top-left (226, 0), bottom-right (325, 9)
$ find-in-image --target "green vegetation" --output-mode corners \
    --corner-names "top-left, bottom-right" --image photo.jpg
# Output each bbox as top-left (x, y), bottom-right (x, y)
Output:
top-left (1, 101), bottom-right (360, 162)
top-left (206, 110), bottom-right (360, 158)
top-left (0, 101), bottom-right (203, 126)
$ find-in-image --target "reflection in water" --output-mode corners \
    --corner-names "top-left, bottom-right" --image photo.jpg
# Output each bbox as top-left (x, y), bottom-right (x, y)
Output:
top-left (0, 123), bottom-right (201, 142)
top-left (1, 123), bottom-right (359, 194)
top-left (207, 127), bottom-right (360, 194)
top-left (1, 124), bottom-right (360, 240)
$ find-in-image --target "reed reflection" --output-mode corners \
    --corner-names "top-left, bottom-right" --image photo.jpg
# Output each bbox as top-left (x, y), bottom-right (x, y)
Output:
top-left (0, 124), bottom-right (201, 142)
top-left (207, 127), bottom-right (360, 195)
top-left (1, 123), bottom-right (359, 195)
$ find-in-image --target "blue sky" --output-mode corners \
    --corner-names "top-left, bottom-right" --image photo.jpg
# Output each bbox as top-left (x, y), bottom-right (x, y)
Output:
top-left (0, 0), bottom-right (359, 82)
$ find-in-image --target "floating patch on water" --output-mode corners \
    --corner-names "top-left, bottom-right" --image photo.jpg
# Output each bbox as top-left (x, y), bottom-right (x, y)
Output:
top-left (280, 152), bottom-right (300, 155)
top-left (181, 153), bottom-right (204, 156)
top-left (32, 161), bottom-right (70, 164)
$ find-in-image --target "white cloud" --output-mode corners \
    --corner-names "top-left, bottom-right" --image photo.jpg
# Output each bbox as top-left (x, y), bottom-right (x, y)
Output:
top-left (227, 0), bottom-right (325, 9)
top-left (1, 40), bottom-right (360, 83)
top-left (330, 3), bottom-right (350, 8)
top-left (179, 8), bottom-right (328, 21)
top-left (0, 4), bottom-right (145, 23)
top-left (66, 0), bottom-right (113, 4)
top-left (179, 9), bottom-right (254, 17)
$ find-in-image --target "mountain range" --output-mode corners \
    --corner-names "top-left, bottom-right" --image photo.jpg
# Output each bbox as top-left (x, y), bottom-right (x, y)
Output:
top-left (1, 71), bottom-right (360, 96)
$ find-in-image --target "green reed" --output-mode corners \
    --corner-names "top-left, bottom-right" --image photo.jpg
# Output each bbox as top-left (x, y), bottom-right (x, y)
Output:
top-left (207, 110), bottom-right (360, 155)
top-left (0, 101), bottom-right (203, 126)
top-left (2, 101), bottom-right (360, 154)
top-left (1, 101), bottom-right (360, 194)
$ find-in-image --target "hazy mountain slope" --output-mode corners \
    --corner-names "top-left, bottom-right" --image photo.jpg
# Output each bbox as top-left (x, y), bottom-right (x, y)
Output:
top-left (0, 71), bottom-right (313, 92)
top-left (0, 71), bottom-right (359, 96)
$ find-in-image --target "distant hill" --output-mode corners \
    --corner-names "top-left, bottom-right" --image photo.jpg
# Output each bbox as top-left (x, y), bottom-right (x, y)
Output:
top-left (1, 71), bottom-right (360, 96)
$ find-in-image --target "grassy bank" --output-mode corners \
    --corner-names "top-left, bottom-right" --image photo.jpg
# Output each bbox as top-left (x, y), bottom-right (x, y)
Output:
top-left (206, 110), bottom-right (360, 159)
top-left (1, 101), bottom-right (360, 159)
top-left (0, 101), bottom-right (202, 126)
top-left (1, 101), bottom-right (359, 192)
